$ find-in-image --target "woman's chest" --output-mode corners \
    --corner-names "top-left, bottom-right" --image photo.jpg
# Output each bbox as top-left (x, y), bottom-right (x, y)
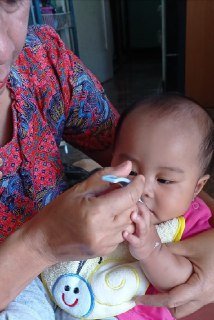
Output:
top-left (0, 138), bottom-right (66, 242)
top-left (0, 87), bottom-right (13, 147)
top-left (0, 101), bottom-right (67, 240)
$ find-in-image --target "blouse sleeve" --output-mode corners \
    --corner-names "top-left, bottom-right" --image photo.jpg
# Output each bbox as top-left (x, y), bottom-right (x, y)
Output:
top-left (62, 52), bottom-right (119, 151)
top-left (31, 25), bottom-right (119, 151)
top-left (182, 197), bottom-right (212, 240)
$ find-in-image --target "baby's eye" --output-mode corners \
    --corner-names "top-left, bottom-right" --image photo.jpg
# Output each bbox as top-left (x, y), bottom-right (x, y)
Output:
top-left (130, 170), bottom-right (137, 176)
top-left (157, 178), bottom-right (173, 184)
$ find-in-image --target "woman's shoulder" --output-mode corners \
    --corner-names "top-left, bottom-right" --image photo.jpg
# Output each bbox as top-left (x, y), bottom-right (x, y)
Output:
top-left (23, 25), bottom-right (70, 64)
top-left (15, 25), bottom-right (76, 91)
top-left (18, 24), bottom-right (79, 78)
top-left (25, 24), bottom-right (62, 49)
top-left (15, 25), bottom-right (68, 75)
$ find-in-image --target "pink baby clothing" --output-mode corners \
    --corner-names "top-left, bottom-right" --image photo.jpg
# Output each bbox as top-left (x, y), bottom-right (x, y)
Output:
top-left (117, 197), bottom-right (212, 320)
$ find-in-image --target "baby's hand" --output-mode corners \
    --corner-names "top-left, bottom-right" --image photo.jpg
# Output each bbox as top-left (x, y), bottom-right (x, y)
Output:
top-left (123, 203), bottom-right (160, 260)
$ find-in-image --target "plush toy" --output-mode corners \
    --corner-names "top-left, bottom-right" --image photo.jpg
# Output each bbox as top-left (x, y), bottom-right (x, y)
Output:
top-left (41, 216), bottom-right (184, 319)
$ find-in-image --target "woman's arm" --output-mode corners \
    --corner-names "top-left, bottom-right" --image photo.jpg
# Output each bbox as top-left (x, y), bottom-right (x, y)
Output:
top-left (135, 228), bottom-right (214, 318)
top-left (0, 161), bottom-right (144, 310)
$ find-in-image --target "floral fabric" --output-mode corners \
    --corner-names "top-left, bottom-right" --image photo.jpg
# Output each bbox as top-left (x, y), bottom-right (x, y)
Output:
top-left (0, 25), bottom-right (118, 241)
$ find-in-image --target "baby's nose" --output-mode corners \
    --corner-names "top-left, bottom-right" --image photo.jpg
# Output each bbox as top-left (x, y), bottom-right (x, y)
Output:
top-left (142, 179), bottom-right (154, 199)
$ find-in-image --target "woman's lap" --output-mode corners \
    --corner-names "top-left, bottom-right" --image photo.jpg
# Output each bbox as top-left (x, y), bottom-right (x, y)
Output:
top-left (0, 277), bottom-right (55, 320)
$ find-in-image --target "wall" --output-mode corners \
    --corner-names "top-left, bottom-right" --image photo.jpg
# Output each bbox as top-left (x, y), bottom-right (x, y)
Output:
top-left (127, 0), bottom-right (161, 49)
top-left (73, 0), bottom-right (114, 82)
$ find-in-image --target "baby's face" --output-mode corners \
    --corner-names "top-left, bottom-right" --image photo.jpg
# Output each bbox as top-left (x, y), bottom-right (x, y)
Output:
top-left (112, 112), bottom-right (207, 224)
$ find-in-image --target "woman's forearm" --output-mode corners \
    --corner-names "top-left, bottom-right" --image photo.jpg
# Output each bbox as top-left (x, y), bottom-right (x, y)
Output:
top-left (140, 243), bottom-right (193, 291)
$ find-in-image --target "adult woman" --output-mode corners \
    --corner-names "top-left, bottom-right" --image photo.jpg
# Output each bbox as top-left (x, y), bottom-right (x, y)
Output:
top-left (0, 0), bottom-right (144, 313)
top-left (1, 1), bottom-right (214, 319)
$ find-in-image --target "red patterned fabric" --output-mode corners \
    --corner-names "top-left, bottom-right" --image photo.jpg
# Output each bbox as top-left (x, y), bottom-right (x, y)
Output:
top-left (0, 25), bottom-right (119, 241)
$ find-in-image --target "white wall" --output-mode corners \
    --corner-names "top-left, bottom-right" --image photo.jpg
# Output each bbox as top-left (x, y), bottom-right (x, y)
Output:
top-left (73, 0), bottom-right (114, 82)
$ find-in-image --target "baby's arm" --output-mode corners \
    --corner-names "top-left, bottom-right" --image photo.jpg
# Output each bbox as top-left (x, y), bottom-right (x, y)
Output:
top-left (123, 203), bottom-right (192, 292)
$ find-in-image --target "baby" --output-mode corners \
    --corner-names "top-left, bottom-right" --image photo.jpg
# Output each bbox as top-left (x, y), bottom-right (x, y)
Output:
top-left (42, 94), bottom-right (213, 320)
top-left (111, 93), bottom-right (213, 319)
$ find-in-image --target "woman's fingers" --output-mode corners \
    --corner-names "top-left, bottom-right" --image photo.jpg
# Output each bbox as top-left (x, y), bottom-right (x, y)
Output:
top-left (77, 160), bottom-right (133, 195)
top-left (170, 300), bottom-right (204, 319)
top-left (97, 175), bottom-right (144, 215)
top-left (136, 282), bottom-right (198, 307)
top-left (167, 281), bottom-right (204, 318)
top-left (75, 161), bottom-right (144, 213)
top-left (135, 273), bottom-right (207, 318)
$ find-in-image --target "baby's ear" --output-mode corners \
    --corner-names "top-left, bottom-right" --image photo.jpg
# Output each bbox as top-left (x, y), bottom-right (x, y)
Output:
top-left (194, 174), bottom-right (210, 197)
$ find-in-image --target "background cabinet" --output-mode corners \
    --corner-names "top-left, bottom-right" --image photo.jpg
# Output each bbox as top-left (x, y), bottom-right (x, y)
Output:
top-left (185, 0), bottom-right (214, 110)
top-left (31, 0), bottom-right (114, 83)
top-left (163, 0), bottom-right (214, 112)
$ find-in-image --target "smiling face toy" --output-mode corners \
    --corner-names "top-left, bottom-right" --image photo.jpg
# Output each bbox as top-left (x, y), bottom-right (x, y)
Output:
top-left (42, 244), bottom-right (149, 319)
top-left (42, 218), bottom-right (181, 320)
top-left (52, 273), bottom-right (94, 318)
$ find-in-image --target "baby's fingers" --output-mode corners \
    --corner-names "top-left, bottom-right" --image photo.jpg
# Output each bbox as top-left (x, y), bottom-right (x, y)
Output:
top-left (137, 202), bottom-right (152, 228)
top-left (123, 230), bottom-right (139, 246)
top-left (131, 211), bottom-right (148, 237)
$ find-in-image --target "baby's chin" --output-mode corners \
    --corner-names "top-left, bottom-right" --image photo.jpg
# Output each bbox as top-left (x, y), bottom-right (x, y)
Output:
top-left (149, 209), bottom-right (172, 225)
top-left (153, 212), bottom-right (183, 225)
top-left (151, 216), bottom-right (161, 225)
top-left (147, 208), bottom-right (161, 225)
top-left (143, 203), bottom-right (181, 225)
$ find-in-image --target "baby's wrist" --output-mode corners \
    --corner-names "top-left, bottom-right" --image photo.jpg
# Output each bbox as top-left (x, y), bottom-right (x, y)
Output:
top-left (139, 226), bottom-right (162, 260)
top-left (140, 239), bottom-right (162, 261)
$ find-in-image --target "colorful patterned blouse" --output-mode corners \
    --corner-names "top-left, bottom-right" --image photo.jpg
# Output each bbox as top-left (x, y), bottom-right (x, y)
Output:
top-left (0, 25), bottom-right (119, 242)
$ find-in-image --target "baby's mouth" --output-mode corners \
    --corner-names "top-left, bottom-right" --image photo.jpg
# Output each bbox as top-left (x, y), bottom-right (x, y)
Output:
top-left (149, 208), bottom-right (156, 217)
top-left (144, 202), bottom-right (156, 216)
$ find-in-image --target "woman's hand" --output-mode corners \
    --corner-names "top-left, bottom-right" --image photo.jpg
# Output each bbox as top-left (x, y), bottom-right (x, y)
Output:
top-left (22, 160), bottom-right (144, 264)
top-left (0, 160), bottom-right (144, 310)
top-left (135, 229), bottom-right (214, 318)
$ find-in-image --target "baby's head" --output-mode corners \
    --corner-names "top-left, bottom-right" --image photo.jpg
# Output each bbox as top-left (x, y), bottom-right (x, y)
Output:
top-left (112, 94), bottom-right (214, 223)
